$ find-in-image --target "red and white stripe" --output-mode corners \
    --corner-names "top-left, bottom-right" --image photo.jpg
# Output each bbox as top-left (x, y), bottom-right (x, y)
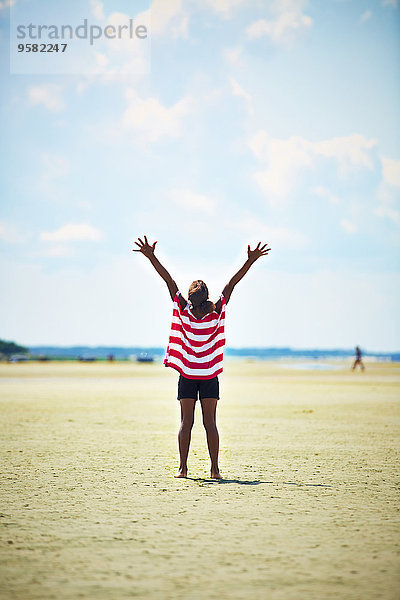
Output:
top-left (164, 291), bottom-right (226, 380)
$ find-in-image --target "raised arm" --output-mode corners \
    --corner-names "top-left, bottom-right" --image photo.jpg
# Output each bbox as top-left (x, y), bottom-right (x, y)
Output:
top-left (132, 236), bottom-right (179, 302)
top-left (216, 242), bottom-right (271, 308)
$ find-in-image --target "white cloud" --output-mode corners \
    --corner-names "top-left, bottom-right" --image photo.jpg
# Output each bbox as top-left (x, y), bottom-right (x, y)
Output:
top-left (169, 188), bottom-right (216, 214)
top-left (246, 0), bottom-right (312, 46)
top-left (340, 218), bottom-right (358, 234)
top-left (312, 186), bottom-right (340, 204)
top-left (248, 131), bottom-right (313, 204)
top-left (246, 13), bottom-right (312, 44)
top-left (245, 0), bottom-right (312, 46)
top-left (168, 12), bottom-right (189, 39)
top-left (248, 131), bottom-right (377, 204)
top-left (93, 9), bottom-right (150, 77)
top-left (72, 6), bottom-right (150, 83)
top-left (39, 245), bottom-right (74, 258)
top-left (27, 84), bottom-right (65, 112)
top-left (148, 0), bottom-right (188, 38)
top-left (95, 52), bottom-right (109, 68)
top-left (375, 205), bottom-right (400, 224)
top-left (381, 157), bottom-right (400, 188)
top-left (90, 0), bottom-right (104, 20)
top-left (40, 223), bottom-right (103, 243)
top-left (223, 45), bottom-right (244, 66)
top-left (229, 77), bottom-right (253, 115)
top-left (312, 134), bottom-right (376, 173)
top-left (271, 0), bottom-right (308, 9)
top-left (199, 0), bottom-right (248, 18)
top-left (122, 90), bottom-right (193, 142)
top-left (375, 156), bottom-right (400, 225)
top-left (360, 10), bottom-right (372, 22)
top-left (228, 215), bottom-right (309, 249)
top-left (86, 90), bottom-right (195, 146)
top-left (382, 0), bottom-right (398, 7)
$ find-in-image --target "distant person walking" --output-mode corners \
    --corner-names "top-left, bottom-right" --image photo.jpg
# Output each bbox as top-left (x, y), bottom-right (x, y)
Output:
top-left (133, 235), bottom-right (270, 479)
top-left (352, 346), bottom-right (365, 371)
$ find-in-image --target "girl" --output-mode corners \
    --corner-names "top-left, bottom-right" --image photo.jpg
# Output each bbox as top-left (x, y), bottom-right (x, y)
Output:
top-left (133, 235), bottom-right (270, 479)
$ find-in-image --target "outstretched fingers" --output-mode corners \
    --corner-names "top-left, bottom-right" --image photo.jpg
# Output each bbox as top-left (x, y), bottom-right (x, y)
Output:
top-left (248, 242), bottom-right (270, 253)
top-left (132, 237), bottom-right (145, 252)
top-left (132, 235), bottom-right (157, 254)
top-left (142, 235), bottom-right (156, 248)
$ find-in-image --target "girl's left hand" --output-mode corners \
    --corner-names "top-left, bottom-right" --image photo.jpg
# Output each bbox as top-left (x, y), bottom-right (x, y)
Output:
top-left (133, 235), bottom-right (157, 258)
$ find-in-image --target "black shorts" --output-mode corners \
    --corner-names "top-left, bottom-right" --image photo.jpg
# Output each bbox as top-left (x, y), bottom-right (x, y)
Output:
top-left (177, 375), bottom-right (219, 401)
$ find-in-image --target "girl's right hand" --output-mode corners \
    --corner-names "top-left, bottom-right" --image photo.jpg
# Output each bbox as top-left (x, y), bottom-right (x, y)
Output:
top-left (133, 235), bottom-right (157, 258)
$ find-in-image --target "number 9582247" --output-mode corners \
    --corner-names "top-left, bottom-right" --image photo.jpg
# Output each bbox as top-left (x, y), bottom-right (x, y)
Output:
top-left (18, 43), bottom-right (67, 52)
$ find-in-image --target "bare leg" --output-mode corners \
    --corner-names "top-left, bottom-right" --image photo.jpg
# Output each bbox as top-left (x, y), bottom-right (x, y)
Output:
top-left (200, 398), bottom-right (221, 479)
top-left (352, 359), bottom-right (365, 371)
top-left (175, 398), bottom-right (195, 478)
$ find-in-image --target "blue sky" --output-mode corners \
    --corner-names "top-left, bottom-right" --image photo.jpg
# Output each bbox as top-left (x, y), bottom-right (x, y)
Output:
top-left (0, 0), bottom-right (399, 351)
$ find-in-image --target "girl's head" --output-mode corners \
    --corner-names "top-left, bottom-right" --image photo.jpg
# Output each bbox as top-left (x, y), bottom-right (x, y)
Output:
top-left (188, 280), bottom-right (215, 313)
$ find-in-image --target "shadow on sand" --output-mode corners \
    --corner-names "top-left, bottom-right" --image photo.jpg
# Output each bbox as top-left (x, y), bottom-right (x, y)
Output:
top-left (187, 477), bottom-right (331, 488)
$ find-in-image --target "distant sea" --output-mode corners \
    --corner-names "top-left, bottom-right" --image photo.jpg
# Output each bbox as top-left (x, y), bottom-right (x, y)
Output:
top-left (27, 346), bottom-right (400, 362)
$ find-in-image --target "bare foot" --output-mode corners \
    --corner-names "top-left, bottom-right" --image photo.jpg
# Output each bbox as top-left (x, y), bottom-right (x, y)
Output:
top-left (174, 469), bottom-right (187, 478)
top-left (211, 470), bottom-right (222, 479)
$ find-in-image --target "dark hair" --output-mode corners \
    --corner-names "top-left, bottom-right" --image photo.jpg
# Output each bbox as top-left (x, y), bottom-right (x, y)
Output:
top-left (188, 280), bottom-right (215, 313)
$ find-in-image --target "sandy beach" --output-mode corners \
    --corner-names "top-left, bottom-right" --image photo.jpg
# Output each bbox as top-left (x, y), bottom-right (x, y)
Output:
top-left (0, 359), bottom-right (399, 600)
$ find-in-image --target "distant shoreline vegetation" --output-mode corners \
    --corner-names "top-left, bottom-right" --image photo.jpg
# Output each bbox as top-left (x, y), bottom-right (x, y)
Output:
top-left (21, 346), bottom-right (400, 362)
top-left (2, 338), bottom-right (398, 362)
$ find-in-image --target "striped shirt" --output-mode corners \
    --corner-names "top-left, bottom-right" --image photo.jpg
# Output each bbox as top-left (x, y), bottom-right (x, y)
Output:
top-left (164, 291), bottom-right (226, 380)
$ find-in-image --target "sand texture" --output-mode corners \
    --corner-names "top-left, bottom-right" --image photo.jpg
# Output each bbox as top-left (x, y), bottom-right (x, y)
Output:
top-left (1, 360), bottom-right (399, 600)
